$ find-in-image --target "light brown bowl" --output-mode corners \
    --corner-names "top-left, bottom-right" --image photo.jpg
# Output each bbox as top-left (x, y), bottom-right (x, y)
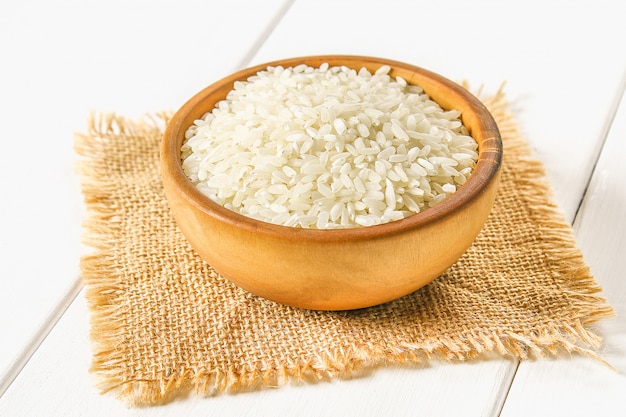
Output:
top-left (160, 55), bottom-right (502, 310)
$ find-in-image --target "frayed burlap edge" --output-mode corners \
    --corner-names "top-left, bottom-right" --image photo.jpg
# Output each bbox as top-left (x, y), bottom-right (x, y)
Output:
top-left (75, 89), bottom-right (615, 406)
top-left (475, 87), bottom-right (615, 360)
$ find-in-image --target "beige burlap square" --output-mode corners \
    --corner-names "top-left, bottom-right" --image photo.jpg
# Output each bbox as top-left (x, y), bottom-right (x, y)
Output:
top-left (76, 89), bottom-right (614, 406)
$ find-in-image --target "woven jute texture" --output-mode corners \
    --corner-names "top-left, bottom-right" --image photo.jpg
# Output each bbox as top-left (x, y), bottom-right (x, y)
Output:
top-left (76, 90), bottom-right (614, 406)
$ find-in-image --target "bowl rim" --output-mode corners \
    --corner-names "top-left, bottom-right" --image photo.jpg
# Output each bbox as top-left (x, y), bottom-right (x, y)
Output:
top-left (161, 55), bottom-right (502, 242)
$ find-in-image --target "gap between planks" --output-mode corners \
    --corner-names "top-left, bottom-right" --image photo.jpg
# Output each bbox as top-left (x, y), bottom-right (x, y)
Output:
top-left (0, 276), bottom-right (83, 398)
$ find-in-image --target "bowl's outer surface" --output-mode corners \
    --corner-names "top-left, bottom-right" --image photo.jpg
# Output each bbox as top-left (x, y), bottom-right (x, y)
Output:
top-left (161, 55), bottom-right (502, 310)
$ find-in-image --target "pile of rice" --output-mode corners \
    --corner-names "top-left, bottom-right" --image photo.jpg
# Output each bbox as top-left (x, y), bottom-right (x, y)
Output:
top-left (181, 63), bottom-right (478, 229)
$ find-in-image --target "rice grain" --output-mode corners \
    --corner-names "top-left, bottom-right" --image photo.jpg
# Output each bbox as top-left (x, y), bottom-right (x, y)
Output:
top-left (182, 63), bottom-right (478, 229)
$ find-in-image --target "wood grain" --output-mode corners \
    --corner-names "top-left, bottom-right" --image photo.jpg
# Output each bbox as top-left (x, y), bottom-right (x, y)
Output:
top-left (161, 56), bottom-right (502, 310)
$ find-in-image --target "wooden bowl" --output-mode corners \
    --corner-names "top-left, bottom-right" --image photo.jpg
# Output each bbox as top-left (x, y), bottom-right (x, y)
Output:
top-left (160, 55), bottom-right (502, 310)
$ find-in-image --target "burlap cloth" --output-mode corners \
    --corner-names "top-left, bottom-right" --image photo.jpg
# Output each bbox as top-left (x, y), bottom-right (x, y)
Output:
top-left (76, 89), bottom-right (614, 406)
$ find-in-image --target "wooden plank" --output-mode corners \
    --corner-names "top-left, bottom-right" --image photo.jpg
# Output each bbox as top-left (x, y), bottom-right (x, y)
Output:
top-left (2, 1), bottom-right (625, 416)
top-left (0, 288), bottom-right (517, 417)
top-left (500, 75), bottom-right (626, 417)
top-left (0, 0), bottom-right (291, 392)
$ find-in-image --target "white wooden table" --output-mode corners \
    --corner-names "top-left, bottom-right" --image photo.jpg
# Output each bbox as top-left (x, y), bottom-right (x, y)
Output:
top-left (1, 1), bottom-right (624, 415)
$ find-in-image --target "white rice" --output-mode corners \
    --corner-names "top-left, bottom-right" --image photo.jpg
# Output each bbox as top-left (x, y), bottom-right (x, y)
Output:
top-left (181, 63), bottom-right (478, 229)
